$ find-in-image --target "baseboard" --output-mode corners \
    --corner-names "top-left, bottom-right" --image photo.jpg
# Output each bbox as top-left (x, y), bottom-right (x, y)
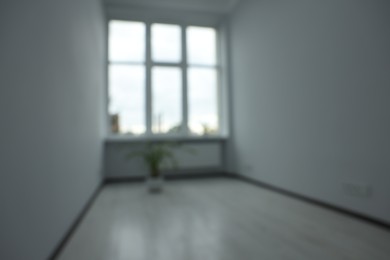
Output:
top-left (229, 173), bottom-right (390, 231)
top-left (105, 172), bottom-right (228, 184)
top-left (105, 176), bottom-right (145, 184)
top-left (48, 182), bottom-right (103, 260)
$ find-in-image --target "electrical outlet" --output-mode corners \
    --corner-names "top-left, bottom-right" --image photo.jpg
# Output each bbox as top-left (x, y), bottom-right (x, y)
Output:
top-left (342, 182), bottom-right (372, 198)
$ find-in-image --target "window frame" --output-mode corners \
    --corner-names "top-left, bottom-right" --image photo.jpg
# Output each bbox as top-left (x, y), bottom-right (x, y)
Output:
top-left (105, 16), bottom-right (227, 141)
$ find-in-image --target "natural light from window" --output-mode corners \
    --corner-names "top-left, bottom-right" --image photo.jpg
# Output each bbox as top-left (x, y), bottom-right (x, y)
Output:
top-left (109, 21), bottom-right (145, 62)
top-left (152, 24), bottom-right (182, 63)
top-left (187, 26), bottom-right (217, 66)
top-left (152, 67), bottom-right (182, 134)
top-left (108, 20), bottom-right (220, 137)
top-left (188, 67), bottom-right (218, 135)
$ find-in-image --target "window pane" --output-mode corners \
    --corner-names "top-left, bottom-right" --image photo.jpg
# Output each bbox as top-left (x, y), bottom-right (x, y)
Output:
top-left (152, 24), bottom-right (181, 63)
top-left (187, 27), bottom-right (217, 65)
top-left (188, 68), bottom-right (218, 135)
top-left (109, 20), bottom-right (145, 62)
top-left (109, 65), bottom-right (145, 135)
top-left (152, 67), bottom-right (182, 134)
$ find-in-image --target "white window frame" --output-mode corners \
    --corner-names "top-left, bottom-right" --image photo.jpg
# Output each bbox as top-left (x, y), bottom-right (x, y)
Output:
top-left (105, 14), bottom-right (228, 141)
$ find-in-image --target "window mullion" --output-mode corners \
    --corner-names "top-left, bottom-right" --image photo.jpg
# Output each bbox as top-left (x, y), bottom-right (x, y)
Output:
top-left (145, 22), bottom-right (152, 136)
top-left (181, 26), bottom-right (189, 136)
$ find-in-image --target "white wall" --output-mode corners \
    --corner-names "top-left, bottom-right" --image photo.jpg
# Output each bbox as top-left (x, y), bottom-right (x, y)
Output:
top-left (105, 141), bottom-right (224, 178)
top-left (230, 0), bottom-right (390, 223)
top-left (0, 0), bottom-right (105, 259)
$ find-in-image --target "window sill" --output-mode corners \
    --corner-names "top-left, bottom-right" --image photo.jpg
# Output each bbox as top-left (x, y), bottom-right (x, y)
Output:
top-left (105, 134), bottom-right (228, 143)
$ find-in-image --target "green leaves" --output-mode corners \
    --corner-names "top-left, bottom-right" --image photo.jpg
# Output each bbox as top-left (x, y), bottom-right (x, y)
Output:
top-left (125, 142), bottom-right (191, 177)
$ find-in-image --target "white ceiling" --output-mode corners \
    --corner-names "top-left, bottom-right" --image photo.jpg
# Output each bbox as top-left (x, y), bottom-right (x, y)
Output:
top-left (104, 0), bottom-right (241, 13)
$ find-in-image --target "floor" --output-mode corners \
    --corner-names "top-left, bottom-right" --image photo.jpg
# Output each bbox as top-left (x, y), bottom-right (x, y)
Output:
top-left (56, 178), bottom-right (390, 260)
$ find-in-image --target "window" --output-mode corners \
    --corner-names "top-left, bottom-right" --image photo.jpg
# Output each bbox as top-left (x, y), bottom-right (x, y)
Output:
top-left (108, 20), bottom-right (220, 137)
top-left (108, 21), bottom-right (146, 135)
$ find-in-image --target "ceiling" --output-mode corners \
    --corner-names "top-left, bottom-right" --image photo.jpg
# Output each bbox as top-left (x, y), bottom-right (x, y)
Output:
top-left (104, 0), bottom-right (241, 13)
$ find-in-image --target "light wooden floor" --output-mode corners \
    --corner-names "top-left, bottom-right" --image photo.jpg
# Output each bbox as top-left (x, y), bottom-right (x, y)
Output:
top-left (56, 178), bottom-right (390, 260)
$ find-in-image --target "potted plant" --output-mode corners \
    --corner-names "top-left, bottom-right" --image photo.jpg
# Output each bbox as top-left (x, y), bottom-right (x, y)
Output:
top-left (126, 142), bottom-right (181, 193)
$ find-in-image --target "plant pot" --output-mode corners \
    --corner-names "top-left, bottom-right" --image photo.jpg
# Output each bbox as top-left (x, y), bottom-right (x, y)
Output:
top-left (146, 175), bottom-right (164, 193)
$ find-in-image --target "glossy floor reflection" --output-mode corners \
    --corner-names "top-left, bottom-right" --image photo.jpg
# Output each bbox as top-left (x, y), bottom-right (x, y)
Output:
top-left (56, 178), bottom-right (390, 260)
